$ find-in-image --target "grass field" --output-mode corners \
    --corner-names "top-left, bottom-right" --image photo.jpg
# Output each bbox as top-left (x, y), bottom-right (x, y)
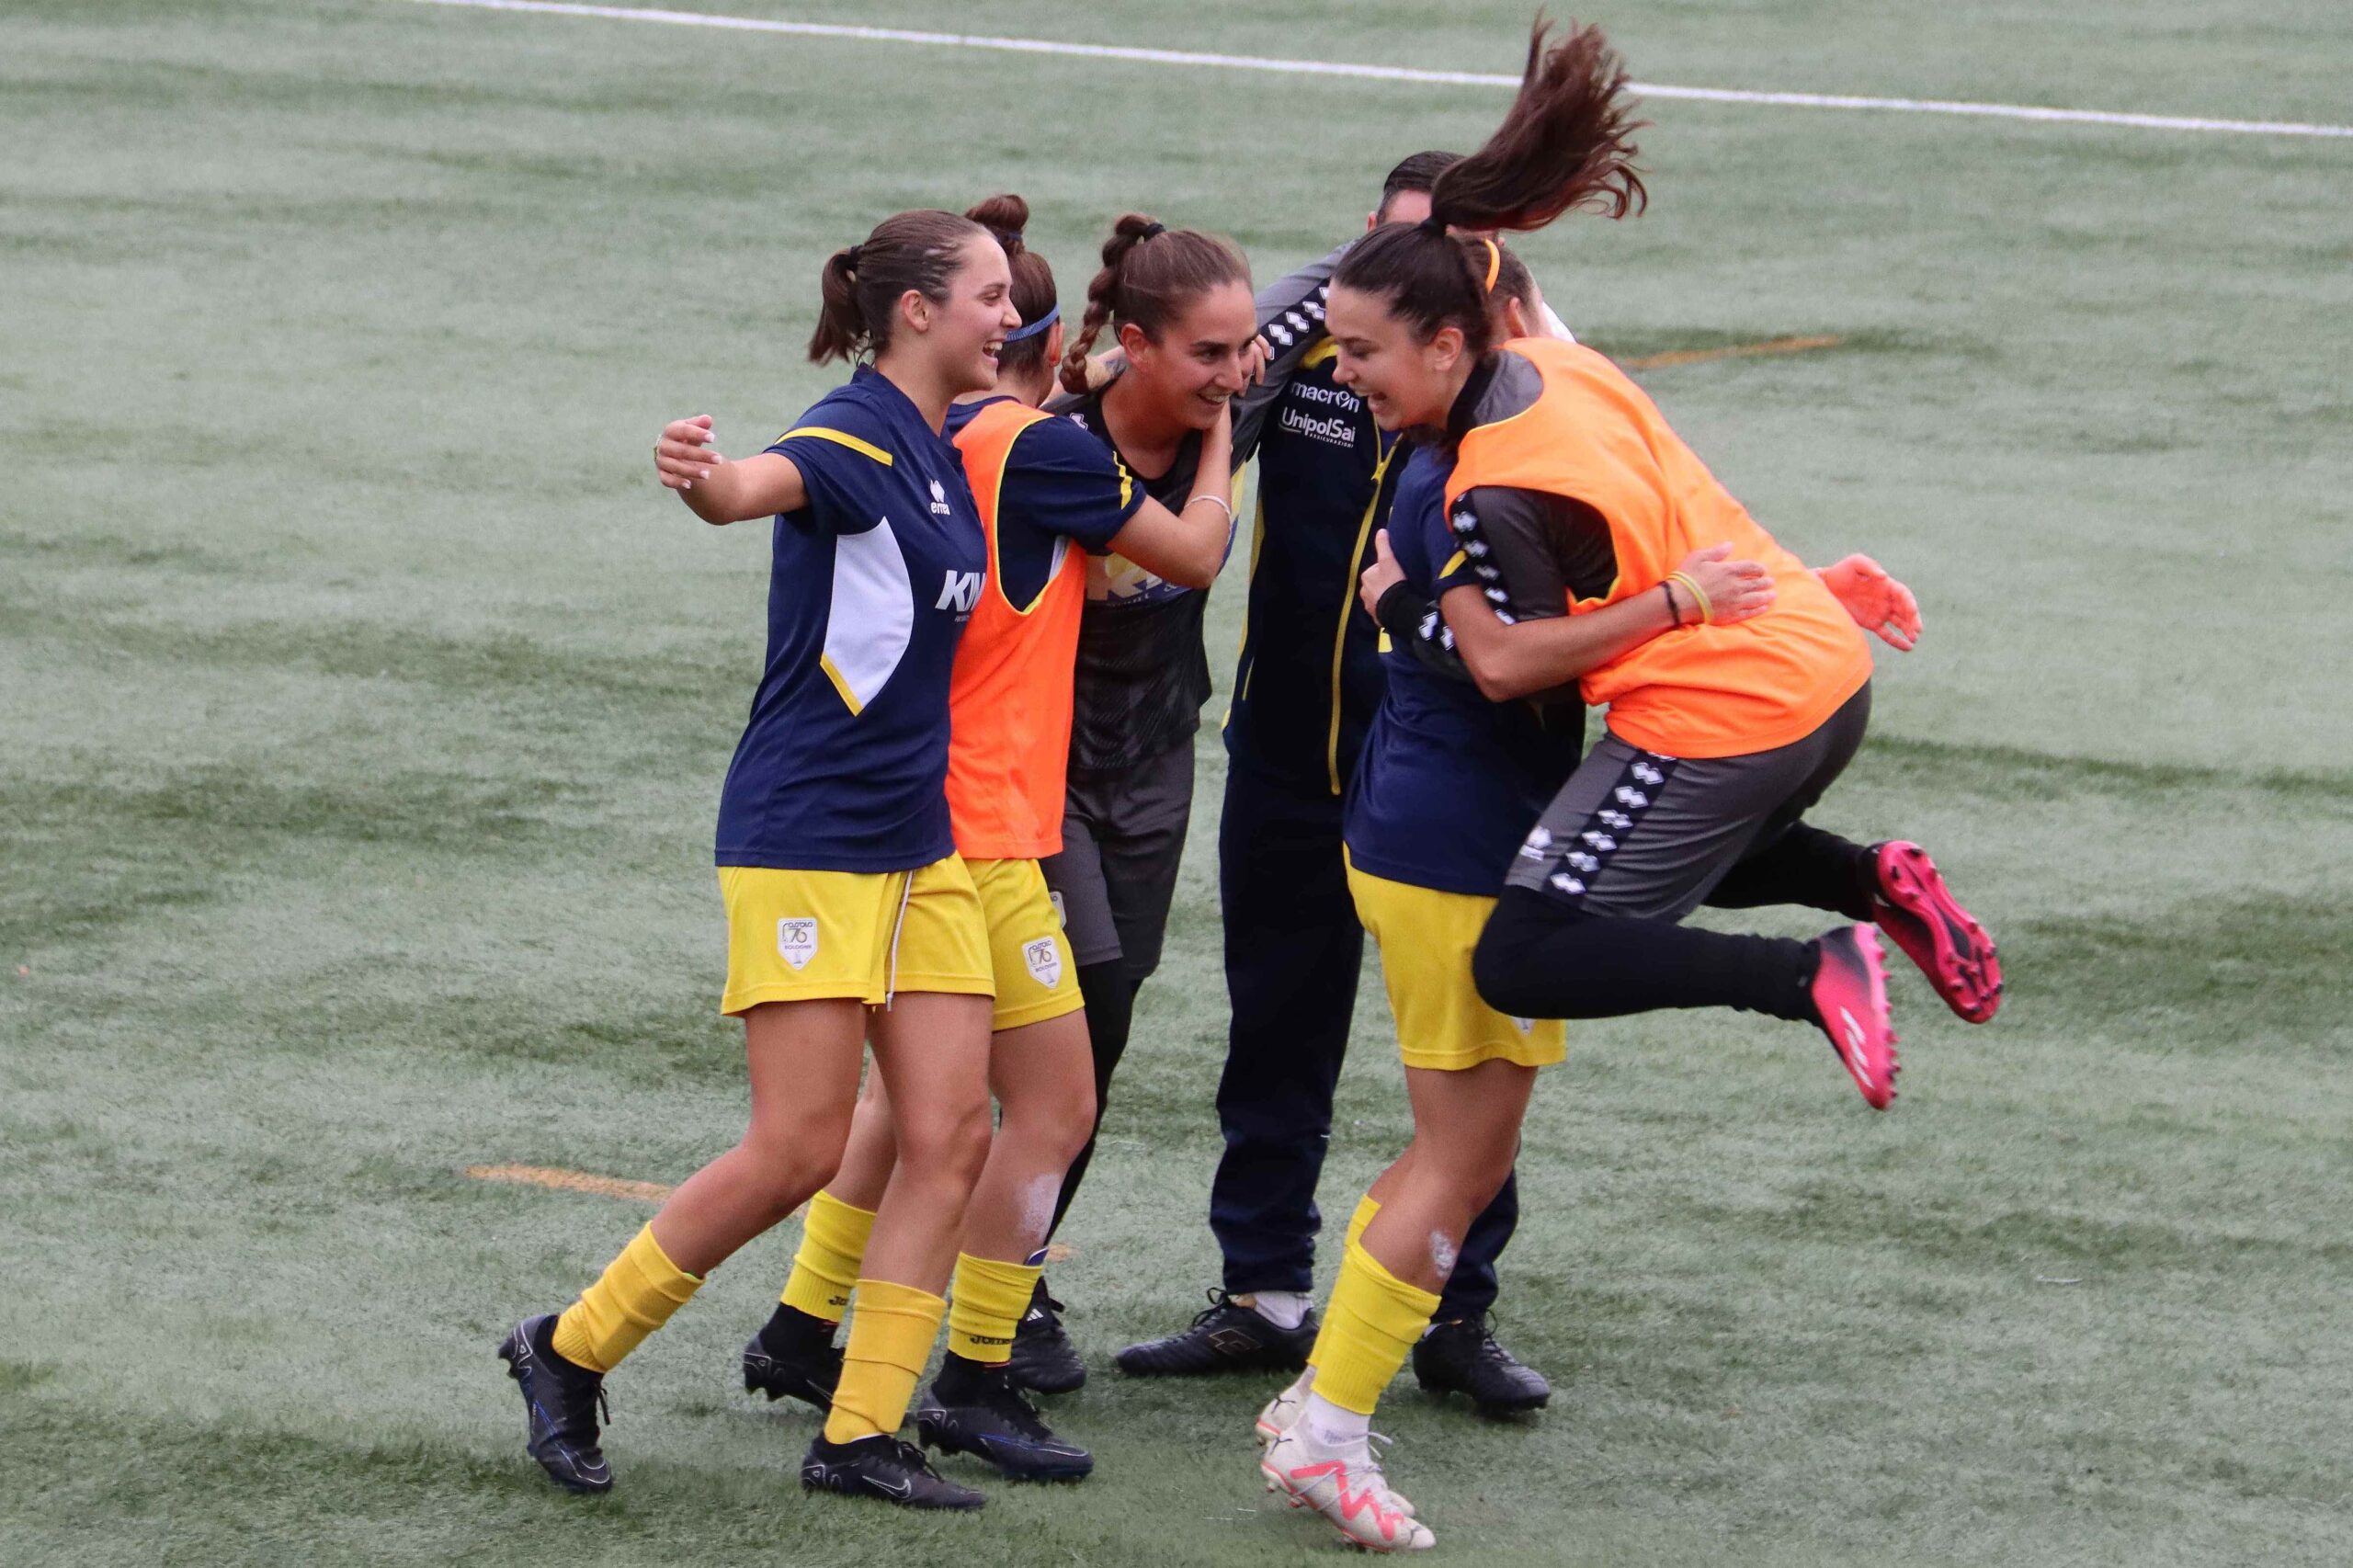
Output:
top-left (4, 2), bottom-right (2350, 1563)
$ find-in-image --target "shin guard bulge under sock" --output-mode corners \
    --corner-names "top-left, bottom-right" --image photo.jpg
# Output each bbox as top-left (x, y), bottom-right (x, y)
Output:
top-left (1306, 1236), bottom-right (1440, 1416)
top-left (823, 1279), bottom-right (947, 1444)
top-left (551, 1222), bottom-right (703, 1374)
top-left (779, 1190), bottom-right (877, 1326)
top-left (946, 1253), bottom-right (1040, 1367)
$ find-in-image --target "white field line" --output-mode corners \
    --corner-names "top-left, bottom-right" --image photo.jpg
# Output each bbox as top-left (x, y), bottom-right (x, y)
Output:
top-left (400, 0), bottom-right (2353, 140)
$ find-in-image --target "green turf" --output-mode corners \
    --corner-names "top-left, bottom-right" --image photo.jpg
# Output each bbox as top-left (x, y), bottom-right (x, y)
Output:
top-left (4, 2), bottom-right (2350, 1563)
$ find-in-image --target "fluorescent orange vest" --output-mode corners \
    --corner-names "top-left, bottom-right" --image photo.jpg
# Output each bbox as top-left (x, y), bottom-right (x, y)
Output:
top-left (1444, 337), bottom-right (1871, 759)
top-left (946, 398), bottom-right (1092, 859)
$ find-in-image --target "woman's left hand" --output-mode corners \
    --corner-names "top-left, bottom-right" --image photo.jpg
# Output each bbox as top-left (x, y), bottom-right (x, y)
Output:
top-left (1817, 553), bottom-right (1922, 651)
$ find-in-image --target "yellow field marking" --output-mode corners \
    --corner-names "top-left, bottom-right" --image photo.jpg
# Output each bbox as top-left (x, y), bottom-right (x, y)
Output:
top-left (468, 1164), bottom-right (674, 1203)
top-left (1621, 334), bottom-right (1843, 370)
top-left (467, 1164), bottom-right (1080, 1261)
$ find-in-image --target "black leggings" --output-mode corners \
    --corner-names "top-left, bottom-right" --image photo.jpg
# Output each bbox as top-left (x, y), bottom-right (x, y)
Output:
top-left (1473, 824), bottom-right (1879, 1024)
top-left (1046, 960), bottom-right (1137, 1238)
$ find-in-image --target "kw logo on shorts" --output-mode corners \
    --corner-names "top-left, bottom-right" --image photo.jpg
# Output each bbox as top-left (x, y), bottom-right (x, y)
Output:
top-left (1023, 936), bottom-right (1064, 989)
top-left (777, 917), bottom-right (819, 971)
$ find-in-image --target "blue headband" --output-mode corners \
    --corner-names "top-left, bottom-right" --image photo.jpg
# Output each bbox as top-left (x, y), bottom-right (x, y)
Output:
top-left (1003, 304), bottom-right (1060, 343)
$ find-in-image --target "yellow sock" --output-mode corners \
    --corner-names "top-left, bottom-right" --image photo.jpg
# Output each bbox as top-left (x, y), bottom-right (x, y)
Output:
top-left (1307, 1195), bottom-right (1384, 1371)
top-left (550, 1223), bottom-right (703, 1375)
top-left (946, 1253), bottom-right (1041, 1366)
top-left (1305, 1236), bottom-right (1440, 1416)
top-left (779, 1190), bottom-right (877, 1325)
top-left (823, 1278), bottom-right (947, 1444)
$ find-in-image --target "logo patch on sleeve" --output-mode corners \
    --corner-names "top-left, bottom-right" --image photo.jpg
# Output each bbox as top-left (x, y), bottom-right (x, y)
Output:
top-left (777, 917), bottom-right (819, 971)
top-left (1022, 936), bottom-right (1064, 989)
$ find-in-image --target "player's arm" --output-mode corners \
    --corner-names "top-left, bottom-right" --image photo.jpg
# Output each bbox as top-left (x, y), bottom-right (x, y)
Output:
top-left (1357, 527), bottom-right (1476, 683)
top-left (653, 415), bottom-right (806, 524)
top-left (1230, 244), bottom-right (1346, 461)
top-left (1439, 486), bottom-right (1771, 701)
top-left (1099, 402), bottom-right (1235, 588)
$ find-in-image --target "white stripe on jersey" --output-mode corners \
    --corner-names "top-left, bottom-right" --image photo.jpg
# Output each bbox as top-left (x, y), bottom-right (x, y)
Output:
top-left (823, 518), bottom-right (915, 711)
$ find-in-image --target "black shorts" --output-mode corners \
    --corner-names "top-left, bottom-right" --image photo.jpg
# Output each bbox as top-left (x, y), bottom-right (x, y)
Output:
top-left (1041, 736), bottom-right (1196, 981)
top-left (1503, 685), bottom-right (1871, 920)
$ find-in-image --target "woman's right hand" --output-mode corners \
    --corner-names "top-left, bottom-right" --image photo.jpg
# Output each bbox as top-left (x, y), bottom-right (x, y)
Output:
top-left (1674, 542), bottom-right (1775, 625)
top-left (654, 415), bottom-right (723, 491)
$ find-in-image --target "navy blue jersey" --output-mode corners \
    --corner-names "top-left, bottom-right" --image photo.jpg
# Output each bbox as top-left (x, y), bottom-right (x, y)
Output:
top-left (714, 367), bottom-right (987, 872)
top-left (1225, 244), bottom-right (1402, 796)
top-left (947, 396), bottom-right (1140, 606)
top-left (1343, 449), bottom-right (1585, 896)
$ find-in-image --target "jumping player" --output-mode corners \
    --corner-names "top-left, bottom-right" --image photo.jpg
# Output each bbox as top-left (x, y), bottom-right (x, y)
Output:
top-left (738, 196), bottom-right (1233, 1486)
top-left (495, 209), bottom-right (1015, 1512)
top-left (1253, 24), bottom-right (1997, 1550)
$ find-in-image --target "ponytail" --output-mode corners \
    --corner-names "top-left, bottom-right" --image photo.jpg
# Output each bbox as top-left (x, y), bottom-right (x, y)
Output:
top-left (807, 209), bottom-right (991, 365)
top-left (1427, 19), bottom-right (1646, 233)
top-left (1333, 20), bottom-right (1643, 356)
top-left (965, 193), bottom-right (1059, 378)
top-left (1059, 213), bottom-right (1249, 394)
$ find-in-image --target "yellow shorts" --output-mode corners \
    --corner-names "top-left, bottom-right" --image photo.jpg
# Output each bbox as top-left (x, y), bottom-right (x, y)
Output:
top-left (717, 856), bottom-right (994, 1017)
top-left (1346, 856), bottom-right (1567, 1072)
top-left (967, 857), bottom-right (1084, 1033)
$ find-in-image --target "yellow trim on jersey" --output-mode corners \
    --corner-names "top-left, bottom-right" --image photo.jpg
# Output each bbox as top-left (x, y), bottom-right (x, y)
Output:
top-left (1229, 476), bottom-right (1267, 711)
top-left (1112, 456), bottom-right (1135, 511)
top-left (1441, 547), bottom-right (1470, 578)
top-left (817, 653), bottom-right (865, 716)
top-left (779, 426), bottom-right (894, 467)
top-left (1327, 443), bottom-right (1394, 797)
top-left (1302, 339), bottom-right (1340, 369)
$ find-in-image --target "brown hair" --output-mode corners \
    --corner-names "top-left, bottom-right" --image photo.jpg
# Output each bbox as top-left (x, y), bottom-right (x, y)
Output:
top-left (1377, 150), bottom-right (1464, 220)
top-left (1057, 213), bottom-right (1251, 393)
top-left (809, 209), bottom-right (991, 364)
top-left (964, 193), bottom-right (1058, 378)
top-left (1333, 19), bottom-right (1643, 358)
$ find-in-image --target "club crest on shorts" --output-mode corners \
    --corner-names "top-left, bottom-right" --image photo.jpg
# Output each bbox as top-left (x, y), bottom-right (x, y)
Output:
top-left (1022, 936), bottom-right (1063, 989)
top-left (776, 917), bottom-right (818, 971)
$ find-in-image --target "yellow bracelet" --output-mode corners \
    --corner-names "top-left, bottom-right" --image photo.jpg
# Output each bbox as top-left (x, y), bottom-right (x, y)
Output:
top-left (1670, 571), bottom-right (1713, 626)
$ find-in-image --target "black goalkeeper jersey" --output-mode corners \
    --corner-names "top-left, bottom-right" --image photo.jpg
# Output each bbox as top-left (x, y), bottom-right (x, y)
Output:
top-left (1046, 386), bottom-right (1212, 773)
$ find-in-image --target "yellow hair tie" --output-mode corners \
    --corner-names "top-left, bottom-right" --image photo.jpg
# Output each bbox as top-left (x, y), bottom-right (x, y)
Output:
top-left (1669, 571), bottom-right (1713, 626)
top-left (1481, 236), bottom-right (1502, 293)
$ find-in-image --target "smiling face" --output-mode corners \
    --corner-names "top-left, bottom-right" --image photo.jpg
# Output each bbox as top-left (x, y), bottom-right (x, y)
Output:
top-left (1118, 278), bottom-right (1257, 431)
top-left (908, 233), bottom-right (1021, 394)
top-left (1324, 281), bottom-right (1469, 432)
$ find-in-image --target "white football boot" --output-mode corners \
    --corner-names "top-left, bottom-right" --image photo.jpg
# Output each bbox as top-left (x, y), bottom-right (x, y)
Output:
top-left (1259, 1423), bottom-right (1433, 1551)
top-left (1256, 1371), bottom-right (1416, 1517)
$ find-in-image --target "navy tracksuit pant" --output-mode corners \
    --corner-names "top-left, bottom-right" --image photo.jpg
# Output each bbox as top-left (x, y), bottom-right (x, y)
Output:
top-left (1209, 759), bottom-right (1519, 1319)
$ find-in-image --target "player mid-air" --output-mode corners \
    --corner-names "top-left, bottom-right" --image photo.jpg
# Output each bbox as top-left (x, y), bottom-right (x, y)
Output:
top-left (1250, 18), bottom-right (2000, 1551)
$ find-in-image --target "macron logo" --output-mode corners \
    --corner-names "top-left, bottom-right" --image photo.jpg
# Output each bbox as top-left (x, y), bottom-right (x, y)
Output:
top-left (936, 570), bottom-right (983, 613)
